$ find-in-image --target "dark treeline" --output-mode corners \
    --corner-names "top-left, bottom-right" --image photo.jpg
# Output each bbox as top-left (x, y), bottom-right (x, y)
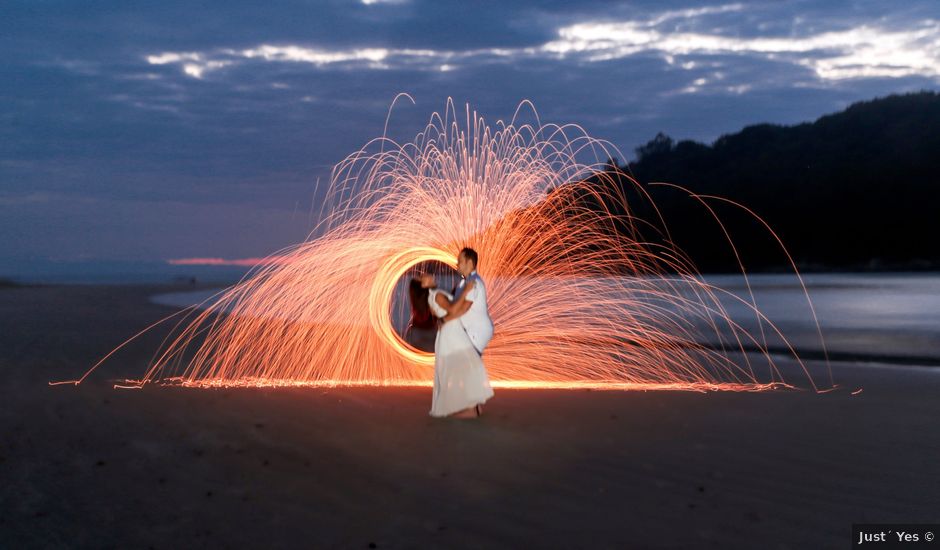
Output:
top-left (586, 91), bottom-right (940, 273)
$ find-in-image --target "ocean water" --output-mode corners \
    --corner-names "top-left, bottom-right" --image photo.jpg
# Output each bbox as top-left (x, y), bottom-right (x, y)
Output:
top-left (149, 272), bottom-right (940, 367)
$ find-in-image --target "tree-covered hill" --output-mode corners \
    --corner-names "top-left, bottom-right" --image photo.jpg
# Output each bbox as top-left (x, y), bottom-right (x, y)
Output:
top-left (601, 91), bottom-right (940, 272)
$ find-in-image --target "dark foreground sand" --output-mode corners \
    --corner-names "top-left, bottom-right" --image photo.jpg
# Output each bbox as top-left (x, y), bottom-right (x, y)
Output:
top-left (1, 284), bottom-right (938, 549)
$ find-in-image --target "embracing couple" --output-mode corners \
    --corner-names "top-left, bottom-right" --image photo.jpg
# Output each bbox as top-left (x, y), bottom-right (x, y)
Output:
top-left (418, 247), bottom-right (494, 419)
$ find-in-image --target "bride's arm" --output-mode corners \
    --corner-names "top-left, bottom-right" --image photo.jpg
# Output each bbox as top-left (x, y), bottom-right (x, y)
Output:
top-left (442, 281), bottom-right (474, 322)
top-left (434, 291), bottom-right (461, 315)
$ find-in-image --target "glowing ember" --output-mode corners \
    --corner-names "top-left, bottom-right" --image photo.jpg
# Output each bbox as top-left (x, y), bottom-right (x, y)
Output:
top-left (59, 99), bottom-right (832, 392)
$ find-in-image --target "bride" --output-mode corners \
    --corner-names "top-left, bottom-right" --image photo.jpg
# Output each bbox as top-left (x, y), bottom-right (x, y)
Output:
top-left (421, 274), bottom-right (494, 418)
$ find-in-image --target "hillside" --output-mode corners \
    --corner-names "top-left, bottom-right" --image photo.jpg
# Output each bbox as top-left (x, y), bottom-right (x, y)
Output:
top-left (602, 91), bottom-right (940, 272)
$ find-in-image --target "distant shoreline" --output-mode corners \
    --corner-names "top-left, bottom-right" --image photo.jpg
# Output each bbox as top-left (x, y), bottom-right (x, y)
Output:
top-left (4, 263), bottom-right (940, 287)
top-left (140, 272), bottom-right (940, 372)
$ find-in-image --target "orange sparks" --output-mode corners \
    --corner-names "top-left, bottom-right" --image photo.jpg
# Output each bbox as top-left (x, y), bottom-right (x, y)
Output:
top-left (64, 98), bottom-right (833, 392)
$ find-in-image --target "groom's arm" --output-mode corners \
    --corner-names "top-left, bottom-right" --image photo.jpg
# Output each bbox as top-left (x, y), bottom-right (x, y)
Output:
top-left (442, 282), bottom-right (474, 322)
top-left (442, 299), bottom-right (472, 323)
top-left (442, 303), bottom-right (473, 323)
top-left (435, 292), bottom-right (468, 320)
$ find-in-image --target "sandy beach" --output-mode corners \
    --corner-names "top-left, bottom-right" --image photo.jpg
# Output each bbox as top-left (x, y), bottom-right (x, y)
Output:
top-left (1, 283), bottom-right (938, 549)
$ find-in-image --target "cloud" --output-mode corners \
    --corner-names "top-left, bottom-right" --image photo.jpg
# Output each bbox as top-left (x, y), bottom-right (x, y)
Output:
top-left (646, 3), bottom-right (746, 26)
top-left (144, 43), bottom-right (505, 75)
top-left (142, 5), bottom-right (940, 84)
top-left (6, 0), bottom-right (940, 269)
top-left (543, 17), bottom-right (940, 81)
top-left (146, 51), bottom-right (234, 79)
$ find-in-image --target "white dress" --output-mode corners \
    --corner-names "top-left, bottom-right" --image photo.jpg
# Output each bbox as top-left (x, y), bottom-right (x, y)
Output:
top-left (427, 289), bottom-right (495, 417)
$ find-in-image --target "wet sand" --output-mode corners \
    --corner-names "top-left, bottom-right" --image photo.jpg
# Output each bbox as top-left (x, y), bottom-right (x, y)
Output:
top-left (1, 284), bottom-right (938, 548)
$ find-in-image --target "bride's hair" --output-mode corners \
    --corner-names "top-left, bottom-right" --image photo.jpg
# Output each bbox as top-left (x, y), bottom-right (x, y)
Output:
top-left (408, 277), bottom-right (431, 322)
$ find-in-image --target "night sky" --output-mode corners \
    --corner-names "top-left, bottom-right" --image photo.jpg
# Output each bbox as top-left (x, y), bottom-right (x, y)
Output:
top-left (2, 0), bottom-right (938, 278)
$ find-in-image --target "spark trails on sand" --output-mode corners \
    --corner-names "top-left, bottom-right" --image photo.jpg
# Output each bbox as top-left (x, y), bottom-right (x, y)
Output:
top-left (59, 98), bottom-right (833, 393)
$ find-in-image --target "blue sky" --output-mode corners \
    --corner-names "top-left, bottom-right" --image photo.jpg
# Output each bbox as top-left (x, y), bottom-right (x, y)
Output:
top-left (2, 0), bottom-right (938, 275)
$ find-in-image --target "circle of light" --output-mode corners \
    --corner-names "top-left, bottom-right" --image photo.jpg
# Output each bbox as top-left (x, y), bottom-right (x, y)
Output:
top-left (368, 246), bottom-right (457, 365)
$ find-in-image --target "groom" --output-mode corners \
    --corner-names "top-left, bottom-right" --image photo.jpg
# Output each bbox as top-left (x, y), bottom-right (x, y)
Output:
top-left (441, 247), bottom-right (494, 356)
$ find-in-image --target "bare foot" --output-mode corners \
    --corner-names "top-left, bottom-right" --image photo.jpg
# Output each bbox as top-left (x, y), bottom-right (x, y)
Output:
top-left (451, 407), bottom-right (477, 419)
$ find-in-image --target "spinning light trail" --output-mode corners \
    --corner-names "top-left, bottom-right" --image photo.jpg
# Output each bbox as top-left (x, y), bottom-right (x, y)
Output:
top-left (61, 98), bottom-right (832, 392)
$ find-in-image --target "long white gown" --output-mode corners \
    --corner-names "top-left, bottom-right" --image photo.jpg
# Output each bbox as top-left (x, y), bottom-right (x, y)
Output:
top-left (427, 289), bottom-right (494, 417)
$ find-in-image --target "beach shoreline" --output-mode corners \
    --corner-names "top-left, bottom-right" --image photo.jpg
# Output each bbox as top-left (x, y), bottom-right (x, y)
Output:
top-left (1, 283), bottom-right (938, 548)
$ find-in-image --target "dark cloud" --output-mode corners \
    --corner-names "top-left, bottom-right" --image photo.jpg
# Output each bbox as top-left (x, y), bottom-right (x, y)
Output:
top-left (1, 0), bottom-right (938, 273)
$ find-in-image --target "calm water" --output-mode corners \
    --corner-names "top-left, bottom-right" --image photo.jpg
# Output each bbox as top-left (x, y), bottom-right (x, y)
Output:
top-left (150, 272), bottom-right (940, 366)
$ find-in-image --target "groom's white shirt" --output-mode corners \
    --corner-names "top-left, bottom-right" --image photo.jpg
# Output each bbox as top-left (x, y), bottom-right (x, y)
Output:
top-left (456, 270), bottom-right (494, 354)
